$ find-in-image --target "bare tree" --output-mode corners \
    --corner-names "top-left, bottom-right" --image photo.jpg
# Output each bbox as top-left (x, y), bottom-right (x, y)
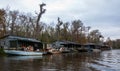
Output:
top-left (9, 10), bottom-right (19, 35)
top-left (71, 20), bottom-right (83, 42)
top-left (56, 17), bottom-right (63, 41)
top-left (35, 3), bottom-right (46, 39)
top-left (61, 22), bottom-right (69, 40)
top-left (106, 37), bottom-right (112, 47)
top-left (0, 9), bottom-right (6, 37)
top-left (85, 26), bottom-right (91, 43)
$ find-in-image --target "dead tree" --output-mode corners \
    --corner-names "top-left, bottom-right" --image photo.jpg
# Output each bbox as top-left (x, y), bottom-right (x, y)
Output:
top-left (0, 9), bottom-right (6, 37)
top-left (35, 3), bottom-right (46, 39)
top-left (56, 17), bottom-right (63, 41)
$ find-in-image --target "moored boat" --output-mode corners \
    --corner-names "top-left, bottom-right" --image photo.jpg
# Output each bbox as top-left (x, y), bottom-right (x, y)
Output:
top-left (92, 49), bottom-right (101, 52)
top-left (59, 47), bottom-right (71, 53)
top-left (4, 50), bottom-right (44, 56)
top-left (0, 35), bottom-right (45, 56)
top-left (48, 48), bottom-right (61, 54)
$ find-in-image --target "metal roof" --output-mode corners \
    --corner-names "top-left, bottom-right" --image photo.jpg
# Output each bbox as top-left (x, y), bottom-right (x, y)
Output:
top-left (1, 35), bottom-right (41, 43)
top-left (53, 40), bottom-right (81, 45)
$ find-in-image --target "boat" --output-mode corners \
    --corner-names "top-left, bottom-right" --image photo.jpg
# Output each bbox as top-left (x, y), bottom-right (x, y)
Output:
top-left (48, 47), bottom-right (71, 54)
top-left (4, 50), bottom-right (44, 56)
top-left (59, 47), bottom-right (71, 53)
top-left (48, 48), bottom-right (61, 54)
top-left (92, 49), bottom-right (101, 52)
top-left (0, 35), bottom-right (46, 56)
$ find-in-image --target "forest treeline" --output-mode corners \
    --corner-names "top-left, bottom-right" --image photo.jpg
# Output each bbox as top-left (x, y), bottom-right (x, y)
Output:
top-left (0, 3), bottom-right (119, 48)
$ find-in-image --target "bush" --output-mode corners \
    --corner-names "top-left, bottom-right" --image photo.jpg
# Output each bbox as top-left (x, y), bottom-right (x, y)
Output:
top-left (0, 48), bottom-right (6, 56)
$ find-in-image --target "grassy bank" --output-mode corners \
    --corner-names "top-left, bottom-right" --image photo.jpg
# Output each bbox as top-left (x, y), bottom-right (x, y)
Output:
top-left (0, 48), bottom-right (6, 56)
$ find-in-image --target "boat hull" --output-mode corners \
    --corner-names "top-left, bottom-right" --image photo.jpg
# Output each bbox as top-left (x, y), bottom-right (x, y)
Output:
top-left (92, 49), bottom-right (101, 52)
top-left (48, 49), bottom-right (61, 54)
top-left (4, 50), bottom-right (43, 56)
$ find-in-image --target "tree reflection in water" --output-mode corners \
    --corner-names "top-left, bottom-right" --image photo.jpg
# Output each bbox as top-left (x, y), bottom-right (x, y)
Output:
top-left (0, 52), bottom-right (103, 71)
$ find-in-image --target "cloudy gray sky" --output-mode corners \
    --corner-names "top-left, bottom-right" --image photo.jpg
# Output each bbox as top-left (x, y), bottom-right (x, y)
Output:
top-left (0, 0), bottom-right (120, 40)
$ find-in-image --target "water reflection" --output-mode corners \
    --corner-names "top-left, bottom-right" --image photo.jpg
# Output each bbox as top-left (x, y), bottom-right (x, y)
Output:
top-left (6, 56), bottom-right (43, 61)
top-left (0, 50), bottom-right (120, 71)
top-left (41, 54), bottom-right (79, 71)
top-left (41, 53), bottom-right (101, 71)
top-left (90, 50), bottom-right (120, 71)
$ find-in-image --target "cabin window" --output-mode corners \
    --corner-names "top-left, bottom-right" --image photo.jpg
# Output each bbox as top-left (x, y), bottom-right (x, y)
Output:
top-left (10, 41), bottom-right (17, 48)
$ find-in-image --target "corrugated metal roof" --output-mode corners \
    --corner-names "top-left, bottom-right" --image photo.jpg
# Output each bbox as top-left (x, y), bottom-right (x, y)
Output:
top-left (1, 35), bottom-right (41, 43)
top-left (53, 40), bottom-right (81, 45)
top-left (84, 43), bottom-right (100, 46)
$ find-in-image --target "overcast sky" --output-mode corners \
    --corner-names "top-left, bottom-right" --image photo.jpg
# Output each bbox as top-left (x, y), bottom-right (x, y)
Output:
top-left (0, 0), bottom-right (120, 40)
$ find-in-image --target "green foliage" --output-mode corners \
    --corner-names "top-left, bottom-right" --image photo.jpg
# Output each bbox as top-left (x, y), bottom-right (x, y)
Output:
top-left (88, 30), bottom-right (103, 43)
top-left (110, 39), bottom-right (120, 49)
top-left (0, 48), bottom-right (6, 56)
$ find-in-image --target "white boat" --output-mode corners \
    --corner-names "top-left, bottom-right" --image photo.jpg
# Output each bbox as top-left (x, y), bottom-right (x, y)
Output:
top-left (59, 47), bottom-right (70, 53)
top-left (92, 49), bottom-right (101, 52)
top-left (48, 49), bottom-right (61, 54)
top-left (4, 50), bottom-right (44, 56)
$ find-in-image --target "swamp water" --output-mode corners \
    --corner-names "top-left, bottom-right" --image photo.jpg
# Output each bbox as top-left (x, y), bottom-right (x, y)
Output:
top-left (0, 49), bottom-right (120, 71)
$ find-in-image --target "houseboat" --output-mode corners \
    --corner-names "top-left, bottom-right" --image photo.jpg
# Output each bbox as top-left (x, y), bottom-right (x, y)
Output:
top-left (0, 35), bottom-right (45, 56)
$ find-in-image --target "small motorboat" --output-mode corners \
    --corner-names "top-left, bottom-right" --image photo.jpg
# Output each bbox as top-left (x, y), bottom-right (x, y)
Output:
top-left (48, 49), bottom-right (61, 54)
top-left (4, 50), bottom-right (44, 56)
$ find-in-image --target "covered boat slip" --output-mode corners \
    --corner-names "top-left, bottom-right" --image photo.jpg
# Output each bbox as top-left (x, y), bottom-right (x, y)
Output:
top-left (61, 42), bottom-right (82, 50)
top-left (9, 39), bottom-right (43, 51)
top-left (52, 41), bottom-right (82, 52)
top-left (5, 35), bottom-right (43, 51)
top-left (82, 43), bottom-right (102, 52)
top-left (0, 35), bottom-right (44, 55)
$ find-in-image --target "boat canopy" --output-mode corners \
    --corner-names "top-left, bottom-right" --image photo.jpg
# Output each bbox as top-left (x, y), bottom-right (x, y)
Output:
top-left (0, 35), bottom-right (43, 50)
top-left (52, 40), bottom-right (82, 48)
top-left (8, 36), bottom-right (41, 43)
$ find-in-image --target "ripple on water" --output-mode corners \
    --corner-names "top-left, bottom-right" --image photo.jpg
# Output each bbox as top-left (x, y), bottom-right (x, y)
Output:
top-left (90, 50), bottom-right (120, 71)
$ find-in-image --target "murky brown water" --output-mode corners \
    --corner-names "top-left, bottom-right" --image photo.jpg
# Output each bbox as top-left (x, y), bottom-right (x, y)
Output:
top-left (0, 50), bottom-right (120, 71)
